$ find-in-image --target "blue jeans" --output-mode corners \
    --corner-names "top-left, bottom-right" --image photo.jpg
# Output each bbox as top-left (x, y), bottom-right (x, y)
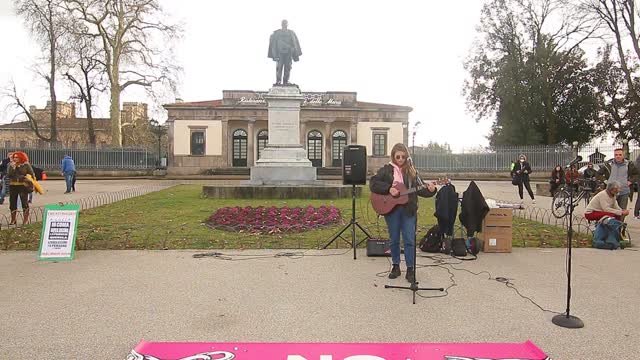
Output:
top-left (64, 171), bottom-right (75, 192)
top-left (384, 206), bottom-right (416, 268)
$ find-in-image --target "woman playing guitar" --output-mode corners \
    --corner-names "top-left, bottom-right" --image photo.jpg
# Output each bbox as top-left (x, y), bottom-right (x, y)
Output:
top-left (369, 143), bottom-right (437, 283)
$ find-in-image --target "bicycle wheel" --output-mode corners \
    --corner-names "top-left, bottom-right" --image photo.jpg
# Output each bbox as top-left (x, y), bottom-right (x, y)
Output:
top-left (552, 190), bottom-right (571, 218)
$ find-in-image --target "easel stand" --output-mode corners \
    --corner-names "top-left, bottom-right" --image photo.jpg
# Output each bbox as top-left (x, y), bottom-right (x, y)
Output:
top-left (322, 185), bottom-right (372, 259)
top-left (552, 170), bottom-right (584, 328)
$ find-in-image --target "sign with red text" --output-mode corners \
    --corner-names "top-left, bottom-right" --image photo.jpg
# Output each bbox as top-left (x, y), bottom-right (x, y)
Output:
top-left (127, 341), bottom-right (550, 360)
top-left (38, 204), bottom-right (80, 261)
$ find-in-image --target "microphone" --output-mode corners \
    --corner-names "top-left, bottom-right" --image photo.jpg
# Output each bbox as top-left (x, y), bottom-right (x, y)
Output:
top-left (566, 155), bottom-right (583, 168)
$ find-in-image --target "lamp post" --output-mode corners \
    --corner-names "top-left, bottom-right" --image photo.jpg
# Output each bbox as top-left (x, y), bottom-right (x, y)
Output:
top-left (149, 119), bottom-right (167, 169)
top-left (412, 121), bottom-right (422, 158)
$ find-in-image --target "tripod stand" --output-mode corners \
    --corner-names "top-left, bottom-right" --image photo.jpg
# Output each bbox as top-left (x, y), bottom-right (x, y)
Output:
top-left (552, 168), bottom-right (584, 328)
top-left (322, 184), bottom-right (372, 259)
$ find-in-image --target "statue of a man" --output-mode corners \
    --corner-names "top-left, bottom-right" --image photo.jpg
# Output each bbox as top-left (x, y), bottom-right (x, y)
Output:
top-left (268, 20), bottom-right (302, 86)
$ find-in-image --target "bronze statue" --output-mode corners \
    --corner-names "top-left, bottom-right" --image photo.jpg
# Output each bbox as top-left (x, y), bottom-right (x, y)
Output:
top-left (268, 20), bottom-right (302, 86)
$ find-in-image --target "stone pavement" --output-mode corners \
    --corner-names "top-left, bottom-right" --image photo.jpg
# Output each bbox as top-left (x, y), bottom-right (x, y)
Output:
top-left (1, 179), bottom-right (639, 359)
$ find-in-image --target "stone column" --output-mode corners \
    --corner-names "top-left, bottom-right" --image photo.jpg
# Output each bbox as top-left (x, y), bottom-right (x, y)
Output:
top-left (247, 119), bottom-right (255, 166)
top-left (300, 120), bottom-right (307, 149)
top-left (324, 121), bottom-right (332, 167)
top-left (221, 119), bottom-right (229, 166)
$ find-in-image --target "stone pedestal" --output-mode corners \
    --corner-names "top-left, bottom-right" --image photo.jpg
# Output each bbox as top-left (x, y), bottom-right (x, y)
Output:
top-left (249, 86), bottom-right (317, 184)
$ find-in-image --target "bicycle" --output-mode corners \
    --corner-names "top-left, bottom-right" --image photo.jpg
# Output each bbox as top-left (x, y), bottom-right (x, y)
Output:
top-left (551, 177), bottom-right (601, 218)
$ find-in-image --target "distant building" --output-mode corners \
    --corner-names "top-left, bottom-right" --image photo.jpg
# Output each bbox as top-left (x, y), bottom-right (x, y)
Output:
top-left (0, 101), bottom-right (149, 148)
top-left (163, 90), bottom-right (412, 175)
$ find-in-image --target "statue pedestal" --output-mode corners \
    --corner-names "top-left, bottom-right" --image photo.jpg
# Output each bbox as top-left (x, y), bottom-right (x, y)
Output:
top-left (249, 86), bottom-right (317, 185)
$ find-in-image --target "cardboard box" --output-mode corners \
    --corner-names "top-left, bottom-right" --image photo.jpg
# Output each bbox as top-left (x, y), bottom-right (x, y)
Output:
top-left (483, 208), bottom-right (513, 227)
top-left (480, 226), bottom-right (513, 253)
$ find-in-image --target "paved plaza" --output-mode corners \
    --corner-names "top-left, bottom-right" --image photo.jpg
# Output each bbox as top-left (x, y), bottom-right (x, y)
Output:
top-left (0, 179), bottom-right (639, 359)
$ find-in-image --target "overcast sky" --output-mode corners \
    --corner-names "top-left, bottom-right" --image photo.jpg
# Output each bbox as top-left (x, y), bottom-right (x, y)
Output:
top-left (0, 0), bottom-right (492, 151)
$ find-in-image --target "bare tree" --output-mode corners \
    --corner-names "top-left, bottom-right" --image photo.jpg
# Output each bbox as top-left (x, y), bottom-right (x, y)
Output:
top-left (14, 0), bottom-right (72, 144)
top-left (65, 0), bottom-right (182, 146)
top-left (63, 27), bottom-right (107, 146)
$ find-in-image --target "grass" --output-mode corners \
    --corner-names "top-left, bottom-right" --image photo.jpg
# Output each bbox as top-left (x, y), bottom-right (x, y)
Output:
top-left (0, 184), bottom-right (591, 250)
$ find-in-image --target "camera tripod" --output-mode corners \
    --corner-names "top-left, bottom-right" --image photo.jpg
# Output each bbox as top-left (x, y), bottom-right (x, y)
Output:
top-left (322, 184), bottom-right (372, 259)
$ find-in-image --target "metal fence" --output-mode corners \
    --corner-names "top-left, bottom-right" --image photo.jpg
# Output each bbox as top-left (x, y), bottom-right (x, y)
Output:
top-left (0, 145), bottom-right (159, 169)
top-left (411, 143), bottom-right (640, 173)
top-left (411, 145), bottom-right (574, 172)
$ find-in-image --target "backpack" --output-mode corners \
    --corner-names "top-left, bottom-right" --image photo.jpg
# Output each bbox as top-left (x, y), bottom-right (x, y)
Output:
top-left (592, 217), bottom-right (625, 250)
top-left (419, 225), bottom-right (443, 253)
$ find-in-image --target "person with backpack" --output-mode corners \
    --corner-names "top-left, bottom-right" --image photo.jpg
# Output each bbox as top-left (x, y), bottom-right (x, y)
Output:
top-left (597, 148), bottom-right (639, 221)
top-left (513, 154), bottom-right (535, 204)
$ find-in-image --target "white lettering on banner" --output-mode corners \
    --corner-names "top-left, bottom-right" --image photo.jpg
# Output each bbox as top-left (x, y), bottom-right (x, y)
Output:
top-left (287, 356), bottom-right (386, 360)
top-left (236, 92), bottom-right (342, 106)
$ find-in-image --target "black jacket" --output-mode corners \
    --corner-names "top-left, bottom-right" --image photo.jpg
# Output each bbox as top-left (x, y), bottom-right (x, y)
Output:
top-left (0, 158), bottom-right (10, 174)
top-left (435, 184), bottom-right (458, 236)
top-left (459, 181), bottom-right (490, 237)
top-left (369, 164), bottom-right (436, 217)
top-left (513, 161), bottom-right (532, 182)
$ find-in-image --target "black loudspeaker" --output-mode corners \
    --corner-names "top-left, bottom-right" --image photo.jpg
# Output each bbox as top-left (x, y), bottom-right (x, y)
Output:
top-left (343, 145), bottom-right (367, 185)
top-left (366, 238), bottom-right (391, 257)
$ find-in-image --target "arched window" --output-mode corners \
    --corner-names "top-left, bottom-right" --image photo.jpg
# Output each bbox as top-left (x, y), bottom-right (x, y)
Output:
top-left (232, 129), bottom-right (248, 167)
top-left (307, 130), bottom-right (323, 167)
top-left (257, 130), bottom-right (268, 160)
top-left (331, 130), bottom-right (347, 167)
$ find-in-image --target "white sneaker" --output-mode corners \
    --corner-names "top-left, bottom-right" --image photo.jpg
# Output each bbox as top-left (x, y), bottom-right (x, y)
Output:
top-left (532, 199), bottom-right (536, 204)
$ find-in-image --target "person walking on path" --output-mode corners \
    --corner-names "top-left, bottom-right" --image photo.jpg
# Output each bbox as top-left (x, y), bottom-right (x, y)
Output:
top-left (0, 152), bottom-right (12, 205)
top-left (61, 155), bottom-right (76, 194)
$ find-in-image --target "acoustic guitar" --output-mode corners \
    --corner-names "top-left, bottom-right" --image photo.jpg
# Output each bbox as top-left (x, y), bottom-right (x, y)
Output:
top-left (370, 179), bottom-right (448, 215)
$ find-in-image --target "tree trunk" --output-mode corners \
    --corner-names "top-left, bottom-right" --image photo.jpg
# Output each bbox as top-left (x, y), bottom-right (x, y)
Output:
top-left (48, 5), bottom-right (57, 145)
top-left (110, 87), bottom-right (121, 147)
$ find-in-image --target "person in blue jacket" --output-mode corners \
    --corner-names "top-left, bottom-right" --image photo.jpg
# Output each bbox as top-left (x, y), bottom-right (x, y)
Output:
top-left (61, 155), bottom-right (76, 194)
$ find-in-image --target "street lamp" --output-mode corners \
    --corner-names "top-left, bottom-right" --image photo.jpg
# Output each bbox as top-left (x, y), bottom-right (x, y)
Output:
top-left (412, 121), bottom-right (422, 157)
top-left (149, 119), bottom-right (167, 169)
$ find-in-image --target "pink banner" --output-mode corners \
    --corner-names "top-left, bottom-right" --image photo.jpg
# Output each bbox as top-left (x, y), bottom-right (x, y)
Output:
top-left (127, 341), bottom-right (549, 360)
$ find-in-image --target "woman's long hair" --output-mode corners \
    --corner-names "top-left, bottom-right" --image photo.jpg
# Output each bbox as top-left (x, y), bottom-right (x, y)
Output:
top-left (390, 143), bottom-right (416, 181)
top-left (551, 164), bottom-right (563, 178)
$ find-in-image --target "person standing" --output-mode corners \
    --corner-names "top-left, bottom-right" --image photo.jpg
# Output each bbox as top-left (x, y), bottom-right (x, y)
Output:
top-left (370, 143), bottom-right (437, 283)
top-left (61, 155), bottom-right (76, 194)
top-left (7, 151), bottom-right (34, 225)
top-left (0, 152), bottom-right (12, 205)
top-left (597, 148), bottom-right (639, 221)
top-left (634, 153), bottom-right (640, 219)
top-left (513, 154), bottom-right (535, 204)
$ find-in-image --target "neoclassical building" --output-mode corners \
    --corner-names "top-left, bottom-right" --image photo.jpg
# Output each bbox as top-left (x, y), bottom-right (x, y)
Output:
top-left (163, 90), bottom-right (412, 175)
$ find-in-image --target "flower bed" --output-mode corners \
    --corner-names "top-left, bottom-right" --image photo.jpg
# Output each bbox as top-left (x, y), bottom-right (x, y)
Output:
top-left (206, 205), bottom-right (342, 234)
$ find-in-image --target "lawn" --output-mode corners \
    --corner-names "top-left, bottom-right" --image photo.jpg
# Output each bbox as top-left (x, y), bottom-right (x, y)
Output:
top-left (0, 184), bottom-right (590, 250)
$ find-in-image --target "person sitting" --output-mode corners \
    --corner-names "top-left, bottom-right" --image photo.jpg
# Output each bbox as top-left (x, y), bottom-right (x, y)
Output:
top-left (549, 164), bottom-right (565, 196)
top-left (585, 180), bottom-right (629, 222)
top-left (565, 164), bottom-right (580, 193)
top-left (582, 162), bottom-right (599, 192)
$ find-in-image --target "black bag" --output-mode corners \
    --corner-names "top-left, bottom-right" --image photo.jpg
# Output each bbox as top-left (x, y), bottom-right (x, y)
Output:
top-left (512, 174), bottom-right (522, 186)
top-left (451, 238), bottom-right (467, 257)
top-left (467, 237), bottom-right (482, 255)
top-left (419, 225), bottom-right (443, 253)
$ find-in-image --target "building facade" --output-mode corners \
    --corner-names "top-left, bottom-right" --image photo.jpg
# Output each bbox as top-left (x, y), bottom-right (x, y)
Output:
top-left (163, 90), bottom-right (412, 175)
top-left (0, 101), bottom-right (149, 148)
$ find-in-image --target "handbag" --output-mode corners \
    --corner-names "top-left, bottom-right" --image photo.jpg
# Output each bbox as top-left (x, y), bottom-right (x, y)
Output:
top-left (512, 173), bottom-right (522, 186)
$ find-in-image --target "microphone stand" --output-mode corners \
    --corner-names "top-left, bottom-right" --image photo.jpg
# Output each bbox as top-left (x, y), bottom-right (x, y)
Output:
top-left (385, 159), bottom-right (444, 304)
top-left (552, 165), bottom-right (584, 328)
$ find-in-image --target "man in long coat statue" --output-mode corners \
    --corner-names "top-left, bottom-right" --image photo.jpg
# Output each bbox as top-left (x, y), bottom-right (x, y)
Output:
top-left (268, 20), bottom-right (302, 86)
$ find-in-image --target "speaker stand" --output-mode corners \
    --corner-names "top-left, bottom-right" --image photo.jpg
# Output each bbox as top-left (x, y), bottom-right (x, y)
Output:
top-left (322, 184), bottom-right (372, 259)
